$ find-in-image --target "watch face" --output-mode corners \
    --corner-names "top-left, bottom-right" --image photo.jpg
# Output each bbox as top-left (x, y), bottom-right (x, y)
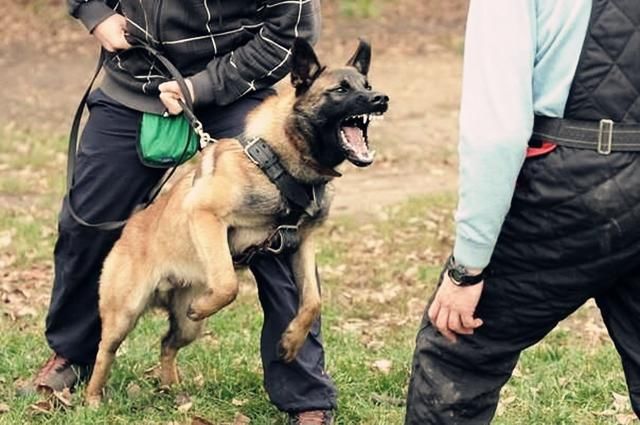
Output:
top-left (450, 268), bottom-right (463, 283)
top-left (448, 267), bottom-right (464, 285)
top-left (447, 260), bottom-right (482, 286)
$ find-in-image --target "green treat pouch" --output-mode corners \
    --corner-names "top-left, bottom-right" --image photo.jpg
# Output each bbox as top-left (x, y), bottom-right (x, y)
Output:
top-left (138, 113), bottom-right (199, 167)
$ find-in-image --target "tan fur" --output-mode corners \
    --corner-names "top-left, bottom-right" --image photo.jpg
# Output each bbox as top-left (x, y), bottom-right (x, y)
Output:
top-left (85, 81), bottom-right (338, 407)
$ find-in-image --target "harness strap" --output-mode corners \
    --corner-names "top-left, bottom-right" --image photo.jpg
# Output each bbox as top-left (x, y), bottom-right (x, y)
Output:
top-left (239, 136), bottom-right (323, 217)
top-left (232, 135), bottom-right (327, 265)
top-left (532, 116), bottom-right (640, 155)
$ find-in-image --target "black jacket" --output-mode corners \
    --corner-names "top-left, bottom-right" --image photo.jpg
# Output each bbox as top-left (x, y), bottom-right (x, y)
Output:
top-left (68, 0), bottom-right (321, 113)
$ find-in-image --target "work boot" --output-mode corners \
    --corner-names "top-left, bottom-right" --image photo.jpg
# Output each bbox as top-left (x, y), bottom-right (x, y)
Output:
top-left (17, 353), bottom-right (92, 395)
top-left (288, 410), bottom-right (333, 425)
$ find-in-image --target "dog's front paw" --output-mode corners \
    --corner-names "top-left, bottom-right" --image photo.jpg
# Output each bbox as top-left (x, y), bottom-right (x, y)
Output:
top-left (279, 324), bottom-right (307, 363)
top-left (86, 394), bottom-right (102, 409)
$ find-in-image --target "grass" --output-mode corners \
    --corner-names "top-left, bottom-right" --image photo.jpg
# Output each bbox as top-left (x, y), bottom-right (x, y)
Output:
top-left (0, 128), bottom-right (636, 424)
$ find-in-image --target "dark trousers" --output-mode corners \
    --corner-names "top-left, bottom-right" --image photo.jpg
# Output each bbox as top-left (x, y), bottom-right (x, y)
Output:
top-left (405, 147), bottom-right (640, 424)
top-left (45, 89), bottom-right (336, 413)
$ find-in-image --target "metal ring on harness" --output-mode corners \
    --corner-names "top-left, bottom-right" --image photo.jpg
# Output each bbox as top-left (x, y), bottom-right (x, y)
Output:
top-left (266, 225), bottom-right (300, 255)
top-left (232, 225), bottom-right (301, 266)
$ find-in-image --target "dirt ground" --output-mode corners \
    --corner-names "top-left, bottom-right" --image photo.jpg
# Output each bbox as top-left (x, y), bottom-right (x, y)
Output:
top-left (0, 0), bottom-right (469, 215)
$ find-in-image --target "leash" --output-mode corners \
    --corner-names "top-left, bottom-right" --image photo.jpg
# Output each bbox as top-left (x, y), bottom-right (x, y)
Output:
top-left (66, 42), bottom-right (215, 231)
top-left (66, 41), bottom-right (325, 264)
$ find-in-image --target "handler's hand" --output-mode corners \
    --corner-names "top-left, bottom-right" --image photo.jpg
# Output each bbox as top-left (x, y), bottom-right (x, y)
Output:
top-left (428, 272), bottom-right (484, 343)
top-left (93, 14), bottom-right (131, 52)
top-left (158, 80), bottom-right (195, 115)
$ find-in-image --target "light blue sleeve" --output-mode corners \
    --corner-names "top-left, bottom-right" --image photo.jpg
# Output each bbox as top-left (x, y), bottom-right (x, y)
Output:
top-left (452, 0), bottom-right (537, 269)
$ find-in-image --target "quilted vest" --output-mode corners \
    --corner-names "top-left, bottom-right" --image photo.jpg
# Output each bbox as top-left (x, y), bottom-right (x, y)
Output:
top-left (564, 0), bottom-right (640, 124)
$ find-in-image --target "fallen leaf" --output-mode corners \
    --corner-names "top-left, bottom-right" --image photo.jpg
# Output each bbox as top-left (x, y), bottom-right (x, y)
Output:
top-left (371, 359), bottom-right (393, 375)
top-left (501, 396), bottom-right (516, 406)
top-left (191, 416), bottom-right (215, 425)
top-left (30, 399), bottom-right (53, 414)
top-left (52, 388), bottom-right (73, 408)
top-left (176, 393), bottom-right (192, 412)
top-left (127, 382), bottom-right (142, 398)
top-left (233, 412), bottom-right (251, 425)
top-left (193, 373), bottom-right (205, 388)
top-left (178, 401), bottom-right (193, 413)
top-left (0, 231), bottom-right (12, 249)
top-left (232, 398), bottom-right (247, 407)
top-left (371, 393), bottom-right (405, 406)
top-left (616, 413), bottom-right (636, 425)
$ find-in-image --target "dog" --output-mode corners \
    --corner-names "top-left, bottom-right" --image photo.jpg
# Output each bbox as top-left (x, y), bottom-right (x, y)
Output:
top-left (85, 38), bottom-right (389, 405)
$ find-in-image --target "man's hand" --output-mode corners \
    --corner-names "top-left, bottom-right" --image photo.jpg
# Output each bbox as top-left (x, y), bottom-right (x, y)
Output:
top-left (428, 272), bottom-right (484, 343)
top-left (92, 14), bottom-right (131, 52)
top-left (158, 80), bottom-right (196, 115)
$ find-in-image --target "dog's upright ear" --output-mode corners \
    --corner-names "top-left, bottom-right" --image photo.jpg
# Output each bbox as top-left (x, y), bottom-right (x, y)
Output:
top-left (290, 38), bottom-right (323, 95)
top-left (346, 38), bottom-right (371, 76)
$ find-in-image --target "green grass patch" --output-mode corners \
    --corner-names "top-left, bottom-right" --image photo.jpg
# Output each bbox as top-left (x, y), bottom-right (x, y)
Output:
top-left (0, 129), bottom-right (635, 423)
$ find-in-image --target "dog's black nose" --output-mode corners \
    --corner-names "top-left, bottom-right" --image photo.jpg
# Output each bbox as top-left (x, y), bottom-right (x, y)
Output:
top-left (371, 93), bottom-right (389, 106)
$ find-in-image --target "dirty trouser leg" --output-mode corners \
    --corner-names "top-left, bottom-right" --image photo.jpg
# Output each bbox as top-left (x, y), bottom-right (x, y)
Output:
top-left (596, 275), bottom-right (640, 417)
top-left (404, 266), bottom-right (591, 425)
top-left (405, 147), bottom-right (640, 424)
top-left (46, 90), bottom-right (165, 364)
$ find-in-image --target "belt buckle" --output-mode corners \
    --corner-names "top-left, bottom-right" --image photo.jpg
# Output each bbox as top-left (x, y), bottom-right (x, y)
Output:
top-left (243, 137), bottom-right (261, 165)
top-left (597, 119), bottom-right (613, 155)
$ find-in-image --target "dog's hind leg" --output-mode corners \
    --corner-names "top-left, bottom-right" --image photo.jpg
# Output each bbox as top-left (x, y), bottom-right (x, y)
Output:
top-left (280, 232), bottom-right (322, 363)
top-left (159, 286), bottom-right (205, 388)
top-left (85, 257), bottom-right (153, 407)
top-left (185, 209), bottom-right (238, 321)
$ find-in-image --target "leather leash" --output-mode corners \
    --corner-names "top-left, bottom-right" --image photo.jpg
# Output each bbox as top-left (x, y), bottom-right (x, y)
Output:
top-left (65, 41), bottom-right (214, 230)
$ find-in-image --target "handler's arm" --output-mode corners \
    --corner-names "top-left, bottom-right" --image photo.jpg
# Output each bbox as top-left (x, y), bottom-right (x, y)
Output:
top-left (189, 0), bottom-right (321, 107)
top-left (67, 0), bottom-right (119, 32)
top-left (429, 0), bottom-right (537, 342)
top-left (453, 0), bottom-right (536, 270)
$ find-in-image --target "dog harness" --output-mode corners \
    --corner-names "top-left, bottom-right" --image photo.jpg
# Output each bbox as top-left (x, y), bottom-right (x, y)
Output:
top-left (232, 136), bottom-right (326, 265)
top-left (530, 0), bottom-right (640, 153)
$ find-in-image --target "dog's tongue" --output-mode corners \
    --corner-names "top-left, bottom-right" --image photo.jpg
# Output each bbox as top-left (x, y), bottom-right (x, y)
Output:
top-left (342, 126), bottom-right (369, 159)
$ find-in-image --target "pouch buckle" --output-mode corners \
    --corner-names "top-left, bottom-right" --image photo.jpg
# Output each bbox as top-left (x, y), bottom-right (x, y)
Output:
top-left (597, 119), bottom-right (614, 155)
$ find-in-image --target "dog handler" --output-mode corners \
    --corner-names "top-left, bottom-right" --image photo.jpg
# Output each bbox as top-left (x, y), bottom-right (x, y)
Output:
top-left (22, 1), bottom-right (336, 423)
top-left (406, 1), bottom-right (640, 423)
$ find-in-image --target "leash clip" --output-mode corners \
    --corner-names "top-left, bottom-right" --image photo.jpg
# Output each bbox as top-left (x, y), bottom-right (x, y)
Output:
top-left (193, 121), bottom-right (216, 149)
top-left (597, 119), bottom-right (614, 155)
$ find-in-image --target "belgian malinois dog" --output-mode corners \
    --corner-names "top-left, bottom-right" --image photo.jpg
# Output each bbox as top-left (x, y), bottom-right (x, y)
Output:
top-left (85, 38), bottom-right (389, 405)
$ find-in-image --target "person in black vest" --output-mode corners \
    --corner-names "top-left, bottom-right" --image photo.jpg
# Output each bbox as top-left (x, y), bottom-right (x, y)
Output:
top-left (20, 1), bottom-right (336, 423)
top-left (405, 1), bottom-right (640, 423)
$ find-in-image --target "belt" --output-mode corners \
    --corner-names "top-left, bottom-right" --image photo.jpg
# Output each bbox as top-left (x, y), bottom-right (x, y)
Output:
top-left (532, 116), bottom-right (640, 155)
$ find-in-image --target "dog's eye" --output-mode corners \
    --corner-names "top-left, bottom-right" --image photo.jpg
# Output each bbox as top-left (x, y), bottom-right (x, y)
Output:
top-left (364, 82), bottom-right (372, 91)
top-left (334, 86), bottom-right (348, 94)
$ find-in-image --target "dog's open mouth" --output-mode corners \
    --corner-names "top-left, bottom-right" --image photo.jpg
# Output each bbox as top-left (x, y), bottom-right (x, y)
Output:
top-left (339, 112), bottom-right (384, 167)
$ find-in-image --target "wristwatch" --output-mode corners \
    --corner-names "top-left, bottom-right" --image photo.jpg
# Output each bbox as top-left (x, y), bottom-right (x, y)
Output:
top-left (446, 256), bottom-right (484, 286)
